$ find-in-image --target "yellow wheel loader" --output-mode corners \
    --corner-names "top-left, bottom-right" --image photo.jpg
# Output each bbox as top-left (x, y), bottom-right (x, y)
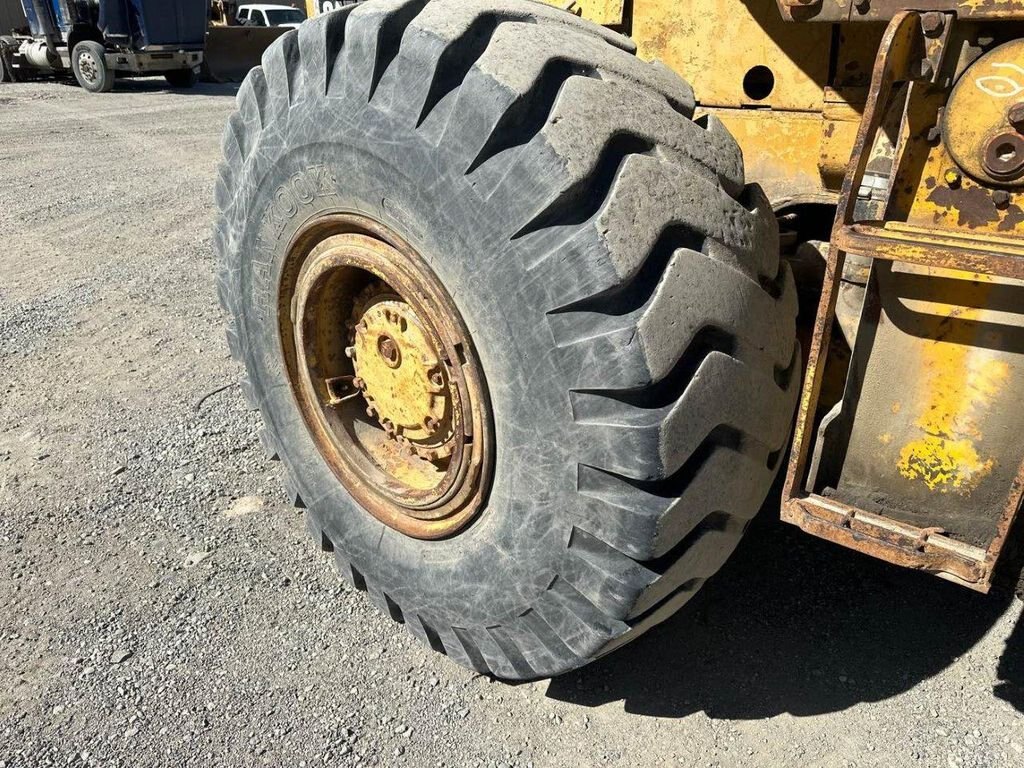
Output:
top-left (213, 0), bottom-right (1024, 679)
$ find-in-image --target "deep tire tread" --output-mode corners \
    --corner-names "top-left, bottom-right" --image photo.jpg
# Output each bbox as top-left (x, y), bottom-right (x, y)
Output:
top-left (214, 0), bottom-right (799, 681)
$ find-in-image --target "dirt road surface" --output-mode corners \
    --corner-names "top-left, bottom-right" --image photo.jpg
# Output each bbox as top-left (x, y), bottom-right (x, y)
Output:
top-left (1, 79), bottom-right (1022, 768)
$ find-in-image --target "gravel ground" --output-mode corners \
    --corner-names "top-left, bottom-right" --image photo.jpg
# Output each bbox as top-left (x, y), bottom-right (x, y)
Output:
top-left (1, 78), bottom-right (1023, 768)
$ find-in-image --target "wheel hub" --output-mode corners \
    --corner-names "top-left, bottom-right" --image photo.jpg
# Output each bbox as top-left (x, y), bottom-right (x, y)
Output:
top-left (281, 214), bottom-right (493, 540)
top-left (78, 52), bottom-right (97, 83)
top-left (349, 289), bottom-right (456, 460)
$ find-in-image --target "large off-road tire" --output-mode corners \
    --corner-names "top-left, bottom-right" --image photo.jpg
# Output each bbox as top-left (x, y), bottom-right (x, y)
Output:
top-left (214, 0), bottom-right (800, 679)
top-left (71, 40), bottom-right (114, 93)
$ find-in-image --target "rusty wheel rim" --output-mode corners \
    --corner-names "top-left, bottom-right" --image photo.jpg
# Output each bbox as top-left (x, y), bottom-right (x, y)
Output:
top-left (280, 214), bottom-right (493, 539)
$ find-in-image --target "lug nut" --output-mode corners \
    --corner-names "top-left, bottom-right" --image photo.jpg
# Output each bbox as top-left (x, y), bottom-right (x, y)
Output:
top-left (944, 168), bottom-right (962, 188)
top-left (993, 190), bottom-right (1012, 209)
top-left (424, 416), bottom-right (439, 431)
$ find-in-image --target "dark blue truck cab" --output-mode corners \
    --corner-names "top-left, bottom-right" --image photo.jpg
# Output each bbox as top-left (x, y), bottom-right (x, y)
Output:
top-left (0, 1), bottom-right (209, 92)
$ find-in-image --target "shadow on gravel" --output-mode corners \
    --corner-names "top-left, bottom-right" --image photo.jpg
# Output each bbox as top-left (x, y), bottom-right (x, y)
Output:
top-left (52, 78), bottom-right (240, 97)
top-left (996, 606), bottom-right (1024, 712)
top-left (115, 80), bottom-right (241, 97)
top-left (547, 504), bottom-right (1023, 719)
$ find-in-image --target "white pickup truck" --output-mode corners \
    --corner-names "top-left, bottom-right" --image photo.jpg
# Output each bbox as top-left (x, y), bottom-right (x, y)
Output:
top-left (236, 4), bottom-right (306, 28)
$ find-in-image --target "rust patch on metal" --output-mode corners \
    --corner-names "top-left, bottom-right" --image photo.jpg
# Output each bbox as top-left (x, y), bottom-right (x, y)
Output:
top-left (926, 183), bottom-right (1001, 228)
top-left (998, 203), bottom-right (1024, 231)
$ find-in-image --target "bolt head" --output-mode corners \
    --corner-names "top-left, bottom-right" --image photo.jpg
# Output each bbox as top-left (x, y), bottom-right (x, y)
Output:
top-left (984, 132), bottom-right (1024, 181)
top-left (993, 190), bottom-right (1012, 209)
top-left (921, 12), bottom-right (945, 37)
top-left (944, 169), bottom-right (962, 188)
top-left (1008, 103), bottom-right (1024, 133)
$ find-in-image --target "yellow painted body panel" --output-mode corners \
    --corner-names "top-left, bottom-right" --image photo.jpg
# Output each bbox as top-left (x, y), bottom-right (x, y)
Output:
top-left (892, 273), bottom-right (1009, 494)
top-left (307, 0), bottom-right (350, 16)
top-left (563, 0), bottom-right (863, 206)
top-left (632, 0), bottom-right (832, 112)
top-left (540, 0), bottom-right (624, 25)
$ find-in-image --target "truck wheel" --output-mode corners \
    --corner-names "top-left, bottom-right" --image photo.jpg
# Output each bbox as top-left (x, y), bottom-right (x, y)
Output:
top-left (71, 40), bottom-right (113, 93)
top-left (214, 0), bottom-right (800, 679)
top-left (165, 68), bottom-right (197, 88)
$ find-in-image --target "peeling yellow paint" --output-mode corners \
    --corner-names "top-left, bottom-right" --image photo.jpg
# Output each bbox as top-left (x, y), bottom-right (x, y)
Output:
top-left (896, 339), bottom-right (1009, 492)
top-left (898, 435), bottom-right (994, 492)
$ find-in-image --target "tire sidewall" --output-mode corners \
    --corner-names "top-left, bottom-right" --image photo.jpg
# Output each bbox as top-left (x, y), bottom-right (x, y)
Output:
top-left (229, 96), bottom-right (586, 626)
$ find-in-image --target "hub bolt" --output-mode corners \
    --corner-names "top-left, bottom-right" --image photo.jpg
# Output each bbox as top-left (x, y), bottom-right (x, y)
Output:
top-left (377, 335), bottom-right (401, 368)
top-left (921, 12), bottom-right (945, 38)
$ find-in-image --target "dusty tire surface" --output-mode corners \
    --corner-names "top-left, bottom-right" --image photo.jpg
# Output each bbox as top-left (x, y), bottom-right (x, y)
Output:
top-left (214, 0), bottom-right (800, 680)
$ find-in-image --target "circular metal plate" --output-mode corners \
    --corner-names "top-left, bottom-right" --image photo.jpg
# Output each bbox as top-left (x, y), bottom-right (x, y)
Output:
top-left (943, 39), bottom-right (1024, 187)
